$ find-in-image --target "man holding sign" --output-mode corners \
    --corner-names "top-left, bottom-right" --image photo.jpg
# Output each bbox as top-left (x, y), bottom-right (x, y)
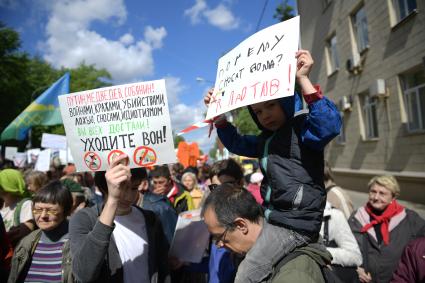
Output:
top-left (205, 47), bottom-right (341, 282)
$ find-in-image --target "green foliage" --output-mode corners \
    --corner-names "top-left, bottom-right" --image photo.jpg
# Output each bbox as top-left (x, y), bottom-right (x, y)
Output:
top-left (62, 63), bottom-right (112, 92)
top-left (209, 142), bottom-right (218, 160)
top-left (234, 108), bottom-right (261, 135)
top-left (274, 0), bottom-right (296, 22)
top-left (0, 23), bottom-right (113, 148)
top-left (173, 135), bottom-right (185, 148)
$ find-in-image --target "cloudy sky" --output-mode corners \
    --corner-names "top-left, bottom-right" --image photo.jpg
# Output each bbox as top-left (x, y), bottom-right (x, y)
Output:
top-left (0, 0), bottom-right (295, 154)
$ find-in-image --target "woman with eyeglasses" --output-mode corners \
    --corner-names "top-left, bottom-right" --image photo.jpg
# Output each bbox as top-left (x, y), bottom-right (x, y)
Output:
top-left (8, 181), bottom-right (74, 283)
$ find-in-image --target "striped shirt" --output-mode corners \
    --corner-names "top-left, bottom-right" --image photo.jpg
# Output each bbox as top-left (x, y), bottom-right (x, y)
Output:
top-left (24, 238), bottom-right (67, 283)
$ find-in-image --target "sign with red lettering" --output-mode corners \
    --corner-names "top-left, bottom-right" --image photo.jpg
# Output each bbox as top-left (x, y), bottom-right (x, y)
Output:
top-left (206, 16), bottom-right (299, 120)
top-left (59, 79), bottom-right (176, 172)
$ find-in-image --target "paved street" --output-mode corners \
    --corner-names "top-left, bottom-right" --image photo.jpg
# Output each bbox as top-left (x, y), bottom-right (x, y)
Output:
top-left (345, 189), bottom-right (425, 219)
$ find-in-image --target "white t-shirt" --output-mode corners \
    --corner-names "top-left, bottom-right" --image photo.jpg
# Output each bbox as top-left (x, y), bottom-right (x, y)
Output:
top-left (0, 199), bottom-right (33, 231)
top-left (113, 206), bottom-right (149, 283)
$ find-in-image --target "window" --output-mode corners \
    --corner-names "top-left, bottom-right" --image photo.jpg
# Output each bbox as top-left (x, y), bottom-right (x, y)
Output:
top-left (401, 69), bottom-right (425, 132)
top-left (326, 34), bottom-right (339, 75)
top-left (336, 112), bottom-right (346, 144)
top-left (362, 94), bottom-right (379, 139)
top-left (352, 6), bottom-right (369, 53)
top-left (394, 0), bottom-right (417, 22)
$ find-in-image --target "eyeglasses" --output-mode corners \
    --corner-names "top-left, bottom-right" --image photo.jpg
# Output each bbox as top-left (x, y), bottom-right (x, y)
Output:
top-left (32, 208), bottom-right (60, 216)
top-left (212, 226), bottom-right (230, 246)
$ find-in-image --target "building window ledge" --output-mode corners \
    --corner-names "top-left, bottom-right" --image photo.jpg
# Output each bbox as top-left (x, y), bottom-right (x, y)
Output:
top-left (391, 9), bottom-right (418, 31)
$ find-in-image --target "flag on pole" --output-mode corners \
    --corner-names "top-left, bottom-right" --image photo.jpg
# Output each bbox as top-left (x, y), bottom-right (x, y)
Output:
top-left (1, 72), bottom-right (70, 141)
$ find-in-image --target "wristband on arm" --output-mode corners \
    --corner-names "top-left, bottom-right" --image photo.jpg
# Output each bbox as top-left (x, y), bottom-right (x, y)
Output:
top-left (302, 84), bottom-right (323, 105)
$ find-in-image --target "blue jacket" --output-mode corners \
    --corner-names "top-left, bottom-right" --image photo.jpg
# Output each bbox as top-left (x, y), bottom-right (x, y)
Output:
top-left (141, 192), bottom-right (177, 245)
top-left (217, 92), bottom-right (341, 235)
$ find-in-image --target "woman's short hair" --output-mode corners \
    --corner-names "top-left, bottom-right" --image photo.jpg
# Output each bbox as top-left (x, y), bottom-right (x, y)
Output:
top-left (368, 175), bottom-right (400, 198)
top-left (181, 172), bottom-right (198, 190)
top-left (32, 180), bottom-right (73, 216)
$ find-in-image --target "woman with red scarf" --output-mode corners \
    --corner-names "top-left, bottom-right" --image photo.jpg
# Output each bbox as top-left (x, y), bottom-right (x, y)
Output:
top-left (348, 175), bottom-right (425, 283)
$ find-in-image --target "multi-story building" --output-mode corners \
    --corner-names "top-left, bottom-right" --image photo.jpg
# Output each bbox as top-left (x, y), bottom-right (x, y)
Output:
top-left (297, 0), bottom-right (425, 203)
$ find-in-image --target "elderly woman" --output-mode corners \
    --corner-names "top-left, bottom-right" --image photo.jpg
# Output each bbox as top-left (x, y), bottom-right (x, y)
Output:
top-left (181, 172), bottom-right (203, 209)
top-left (0, 169), bottom-right (34, 247)
top-left (349, 175), bottom-right (425, 283)
top-left (8, 181), bottom-right (74, 282)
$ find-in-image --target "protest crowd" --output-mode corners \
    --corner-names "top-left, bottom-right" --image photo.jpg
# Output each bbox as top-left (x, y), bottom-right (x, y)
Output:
top-left (1, 24), bottom-right (425, 283)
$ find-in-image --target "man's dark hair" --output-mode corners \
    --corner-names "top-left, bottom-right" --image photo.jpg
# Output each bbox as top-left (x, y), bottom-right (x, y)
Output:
top-left (201, 183), bottom-right (262, 230)
top-left (94, 171), bottom-right (108, 197)
top-left (32, 180), bottom-right (73, 216)
top-left (209, 158), bottom-right (244, 183)
top-left (130, 167), bottom-right (148, 181)
top-left (150, 165), bottom-right (171, 179)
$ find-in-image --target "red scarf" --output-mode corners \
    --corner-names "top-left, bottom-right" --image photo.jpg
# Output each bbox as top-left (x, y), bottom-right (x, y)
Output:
top-left (360, 200), bottom-right (404, 245)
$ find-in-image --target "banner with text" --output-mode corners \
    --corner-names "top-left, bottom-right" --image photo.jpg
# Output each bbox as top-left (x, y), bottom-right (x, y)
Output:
top-left (206, 16), bottom-right (299, 120)
top-left (59, 79), bottom-right (176, 172)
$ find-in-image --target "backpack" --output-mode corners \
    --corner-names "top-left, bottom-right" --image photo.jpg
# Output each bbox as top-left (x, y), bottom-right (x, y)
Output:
top-left (13, 198), bottom-right (31, 227)
top-left (272, 248), bottom-right (343, 283)
top-left (323, 215), bottom-right (360, 283)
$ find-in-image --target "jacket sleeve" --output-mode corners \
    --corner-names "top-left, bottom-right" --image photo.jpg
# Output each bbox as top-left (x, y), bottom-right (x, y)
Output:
top-left (301, 96), bottom-right (342, 151)
top-left (326, 209), bottom-right (363, 267)
top-left (69, 208), bottom-right (114, 282)
top-left (217, 122), bottom-right (259, 158)
top-left (390, 237), bottom-right (425, 283)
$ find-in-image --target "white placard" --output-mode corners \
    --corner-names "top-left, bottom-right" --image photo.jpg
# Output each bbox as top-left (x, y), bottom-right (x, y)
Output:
top-left (41, 133), bottom-right (67, 150)
top-left (169, 209), bottom-right (210, 263)
top-left (35, 149), bottom-right (51, 172)
top-left (59, 147), bottom-right (74, 165)
top-left (5, 147), bottom-right (18, 161)
top-left (27, 148), bottom-right (41, 164)
top-left (13, 153), bottom-right (27, 168)
top-left (58, 79), bottom-right (176, 172)
top-left (206, 16), bottom-right (299, 119)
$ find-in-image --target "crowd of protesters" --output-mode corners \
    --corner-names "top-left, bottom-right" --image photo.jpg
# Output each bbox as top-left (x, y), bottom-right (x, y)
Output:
top-left (1, 50), bottom-right (424, 283)
top-left (0, 155), bottom-right (424, 283)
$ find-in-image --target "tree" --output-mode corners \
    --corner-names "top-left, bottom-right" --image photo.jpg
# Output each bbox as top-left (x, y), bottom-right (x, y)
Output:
top-left (0, 22), bottom-right (32, 139)
top-left (274, 0), bottom-right (296, 22)
top-left (173, 134), bottom-right (185, 148)
top-left (234, 108), bottom-right (261, 135)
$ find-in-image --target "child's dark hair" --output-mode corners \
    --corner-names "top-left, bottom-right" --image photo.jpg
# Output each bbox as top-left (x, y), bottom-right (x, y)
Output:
top-left (32, 180), bottom-right (73, 216)
top-left (130, 167), bottom-right (148, 182)
top-left (150, 165), bottom-right (171, 179)
top-left (209, 158), bottom-right (244, 183)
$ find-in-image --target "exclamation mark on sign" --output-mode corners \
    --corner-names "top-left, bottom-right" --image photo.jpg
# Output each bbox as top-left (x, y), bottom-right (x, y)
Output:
top-left (287, 64), bottom-right (291, 92)
top-left (151, 83), bottom-right (155, 93)
top-left (163, 126), bottom-right (166, 142)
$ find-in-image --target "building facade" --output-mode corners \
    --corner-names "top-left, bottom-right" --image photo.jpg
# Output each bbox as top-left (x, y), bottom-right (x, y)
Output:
top-left (297, 0), bottom-right (425, 203)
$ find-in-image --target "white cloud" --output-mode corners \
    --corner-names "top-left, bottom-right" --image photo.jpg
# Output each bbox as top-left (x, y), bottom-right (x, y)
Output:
top-left (42, 0), bottom-right (166, 83)
top-left (184, 0), bottom-right (207, 24)
top-left (119, 33), bottom-right (134, 45)
top-left (203, 4), bottom-right (239, 30)
top-left (184, 0), bottom-right (239, 30)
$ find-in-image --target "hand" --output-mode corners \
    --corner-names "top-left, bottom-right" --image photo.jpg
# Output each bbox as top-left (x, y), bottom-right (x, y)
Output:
top-left (105, 154), bottom-right (131, 202)
top-left (295, 50), bottom-right (314, 80)
top-left (204, 88), bottom-right (214, 107)
top-left (357, 267), bottom-right (372, 283)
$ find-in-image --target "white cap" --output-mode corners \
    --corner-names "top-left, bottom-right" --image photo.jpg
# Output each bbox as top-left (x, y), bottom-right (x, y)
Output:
top-left (250, 172), bottom-right (264, 184)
